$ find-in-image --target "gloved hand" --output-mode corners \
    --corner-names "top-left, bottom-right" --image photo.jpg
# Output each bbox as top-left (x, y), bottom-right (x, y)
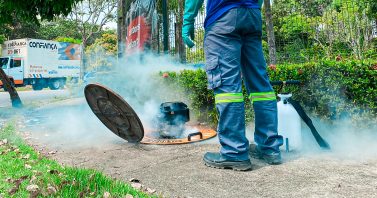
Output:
top-left (259, 0), bottom-right (264, 7)
top-left (182, 0), bottom-right (204, 48)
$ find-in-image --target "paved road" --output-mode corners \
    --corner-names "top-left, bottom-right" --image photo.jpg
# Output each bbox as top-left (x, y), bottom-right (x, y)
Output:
top-left (0, 89), bottom-right (71, 108)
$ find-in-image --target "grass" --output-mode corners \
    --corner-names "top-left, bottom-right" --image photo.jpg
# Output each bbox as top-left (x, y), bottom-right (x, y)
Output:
top-left (0, 124), bottom-right (154, 198)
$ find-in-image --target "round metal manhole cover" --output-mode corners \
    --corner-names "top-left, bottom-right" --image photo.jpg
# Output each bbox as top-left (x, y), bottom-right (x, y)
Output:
top-left (84, 84), bottom-right (144, 143)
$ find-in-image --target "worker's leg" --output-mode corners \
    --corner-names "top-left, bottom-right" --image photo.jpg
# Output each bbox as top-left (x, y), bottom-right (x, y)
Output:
top-left (204, 9), bottom-right (249, 161)
top-left (239, 8), bottom-right (283, 154)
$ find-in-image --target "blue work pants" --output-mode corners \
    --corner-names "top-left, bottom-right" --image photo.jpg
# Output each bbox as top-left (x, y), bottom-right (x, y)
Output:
top-left (204, 7), bottom-right (283, 160)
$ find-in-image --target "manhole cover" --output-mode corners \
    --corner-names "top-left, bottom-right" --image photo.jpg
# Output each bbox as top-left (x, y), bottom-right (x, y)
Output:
top-left (85, 84), bottom-right (144, 143)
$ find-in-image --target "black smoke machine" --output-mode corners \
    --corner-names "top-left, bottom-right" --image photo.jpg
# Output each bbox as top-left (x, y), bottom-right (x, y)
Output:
top-left (156, 102), bottom-right (190, 138)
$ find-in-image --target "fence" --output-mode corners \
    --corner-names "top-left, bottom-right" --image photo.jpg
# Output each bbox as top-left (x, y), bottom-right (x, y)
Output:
top-left (154, 0), bottom-right (377, 65)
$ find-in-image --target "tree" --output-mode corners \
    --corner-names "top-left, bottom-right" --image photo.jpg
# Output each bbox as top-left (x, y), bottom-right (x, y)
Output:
top-left (0, 17), bottom-right (39, 40)
top-left (85, 31), bottom-right (117, 71)
top-left (0, 0), bottom-right (81, 24)
top-left (264, 0), bottom-right (277, 65)
top-left (68, 0), bottom-right (117, 48)
top-left (37, 19), bottom-right (82, 41)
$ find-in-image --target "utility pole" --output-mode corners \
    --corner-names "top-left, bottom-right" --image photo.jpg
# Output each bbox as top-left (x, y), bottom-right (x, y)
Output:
top-left (0, 68), bottom-right (22, 108)
top-left (264, 0), bottom-right (277, 66)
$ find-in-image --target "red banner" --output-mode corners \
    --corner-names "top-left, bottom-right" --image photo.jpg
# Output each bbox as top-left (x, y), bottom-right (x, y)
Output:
top-left (125, 0), bottom-right (156, 55)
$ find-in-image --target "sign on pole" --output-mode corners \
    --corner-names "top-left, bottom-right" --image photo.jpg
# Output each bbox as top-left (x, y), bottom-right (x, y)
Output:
top-left (124, 0), bottom-right (157, 55)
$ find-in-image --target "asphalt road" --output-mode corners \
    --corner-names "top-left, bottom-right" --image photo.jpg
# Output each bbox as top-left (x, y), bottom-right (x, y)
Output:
top-left (0, 89), bottom-right (71, 108)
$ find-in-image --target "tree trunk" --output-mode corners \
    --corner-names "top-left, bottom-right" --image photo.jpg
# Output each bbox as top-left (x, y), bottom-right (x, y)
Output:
top-left (264, 0), bottom-right (277, 65)
top-left (0, 68), bottom-right (22, 108)
top-left (117, 0), bottom-right (127, 58)
top-left (176, 0), bottom-right (186, 63)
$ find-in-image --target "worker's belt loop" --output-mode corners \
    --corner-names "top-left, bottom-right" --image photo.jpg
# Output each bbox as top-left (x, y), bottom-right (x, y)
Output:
top-left (249, 91), bottom-right (276, 103)
top-left (215, 93), bottom-right (244, 104)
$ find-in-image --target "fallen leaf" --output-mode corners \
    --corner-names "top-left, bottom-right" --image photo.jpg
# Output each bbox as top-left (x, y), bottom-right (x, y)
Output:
top-left (47, 184), bottom-right (57, 195)
top-left (10, 146), bottom-right (18, 151)
top-left (89, 192), bottom-right (96, 196)
top-left (32, 170), bottom-right (42, 176)
top-left (131, 183), bottom-right (142, 190)
top-left (124, 194), bottom-right (133, 198)
top-left (15, 176), bottom-right (28, 182)
top-left (8, 176), bottom-right (28, 195)
top-left (30, 191), bottom-right (39, 198)
top-left (25, 164), bottom-right (32, 169)
top-left (103, 192), bottom-right (111, 198)
top-left (48, 150), bottom-right (57, 155)
top-left (146, 188), bottom-right (156, 194)
top-left (29, 175), bottom-right (37, 184)
top-left (48, 170), bottom-right (60, 175)
top-left (8, 184), bottom-right (21, 195)
top-left (2, 139), bottom-right (8, 144)
top-left (129, 178), bottom-right (140, 183)
top-left (13, 149), bottom-right (20, 153)
top-left (88, 174), bottom-right (95, 181)
top-left (5, 178), bottom-right (12, 183)
top-left (22, 154), bottom-right (30, 159)
top-left (26, 184), bottom-right (39, 192)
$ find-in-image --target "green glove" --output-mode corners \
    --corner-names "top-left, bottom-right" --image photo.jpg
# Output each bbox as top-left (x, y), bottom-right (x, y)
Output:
top-left (259, 0), bottom-right (264, 7)
top-left (182, 0), bottom-right (204, 48)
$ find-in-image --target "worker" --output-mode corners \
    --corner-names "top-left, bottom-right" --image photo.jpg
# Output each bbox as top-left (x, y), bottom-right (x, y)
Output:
top-left (182, 0), bottom-right (283, 171)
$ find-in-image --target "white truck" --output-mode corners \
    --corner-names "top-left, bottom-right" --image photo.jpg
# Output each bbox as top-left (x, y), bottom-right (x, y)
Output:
top-left (0, 38), bottom-right (81, 90)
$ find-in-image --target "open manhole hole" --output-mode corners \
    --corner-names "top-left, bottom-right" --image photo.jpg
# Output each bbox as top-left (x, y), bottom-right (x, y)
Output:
top-left (84, 84), bottom-right (217, 145)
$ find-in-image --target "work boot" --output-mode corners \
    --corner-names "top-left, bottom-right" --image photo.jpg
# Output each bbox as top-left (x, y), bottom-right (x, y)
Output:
top-left (203, 152), bottom-right (252, 171)
top-left (249, 144), bottom-right (282, 165)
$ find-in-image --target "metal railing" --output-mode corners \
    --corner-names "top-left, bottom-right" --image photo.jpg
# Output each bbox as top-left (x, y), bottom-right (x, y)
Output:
top-left (155, 0), bottom-right (377, 64)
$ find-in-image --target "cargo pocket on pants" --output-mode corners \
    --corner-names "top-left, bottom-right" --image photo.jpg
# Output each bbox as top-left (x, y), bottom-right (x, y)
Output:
top-left (205, 57), bottom-right (222, 90)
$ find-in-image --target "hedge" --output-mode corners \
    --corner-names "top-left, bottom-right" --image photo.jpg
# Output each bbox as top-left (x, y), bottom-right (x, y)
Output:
top-left (161, 60), bottom-right (377, 128)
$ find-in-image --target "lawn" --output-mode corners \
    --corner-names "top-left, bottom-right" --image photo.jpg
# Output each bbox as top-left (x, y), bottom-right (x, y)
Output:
top-left (0, 124), bottom-right (154, 198)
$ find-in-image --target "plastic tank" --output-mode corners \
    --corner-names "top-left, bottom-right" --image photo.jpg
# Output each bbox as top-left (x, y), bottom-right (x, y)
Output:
top-left (277, 94), bottom-right (302, 151)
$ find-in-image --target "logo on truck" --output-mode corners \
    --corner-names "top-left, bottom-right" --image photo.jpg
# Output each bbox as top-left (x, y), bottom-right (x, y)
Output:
top-left (29, 41), bottom-right (58, 50)
top-left (6, 41), bottom-right (27, 48)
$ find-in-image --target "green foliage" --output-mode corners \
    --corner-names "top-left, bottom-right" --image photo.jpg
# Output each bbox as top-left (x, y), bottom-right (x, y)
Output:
top-left (37, 19), bottom-right (82, 41)
top-left (0, 0), bottom-right (81, 25)
top-left (164, 60), bottom-right (377, 128)
top-left (0, 35), bottom-right (5, 44)
top-left (85, 32), bottom-right (117, 71)
top-left (55, 37), bottom-right (82, 44)
top-left (0, 17), bottom-right (39, 40)
top-left (268, 0), bottom-right (377, 64)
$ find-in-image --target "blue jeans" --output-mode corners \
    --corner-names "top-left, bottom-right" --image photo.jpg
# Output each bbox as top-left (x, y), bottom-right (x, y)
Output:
top-left (204, 7), bottom-right (283, 160)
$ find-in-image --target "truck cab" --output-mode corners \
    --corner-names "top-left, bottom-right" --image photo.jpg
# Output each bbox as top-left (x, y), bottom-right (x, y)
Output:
top-left (0, 57), bottom-right (24, 88)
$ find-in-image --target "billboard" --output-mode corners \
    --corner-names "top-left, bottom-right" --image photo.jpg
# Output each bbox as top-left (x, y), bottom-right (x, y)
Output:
top-left (124, 0), bottom-right (157, 55)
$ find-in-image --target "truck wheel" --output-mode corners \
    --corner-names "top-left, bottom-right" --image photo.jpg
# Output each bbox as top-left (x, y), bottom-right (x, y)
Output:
top-left (49, 79), bottom-right (65, 90)
top-left (32, 84), bottom-right (43, 91)
top-left (49, 79), bottom-right (61, 90)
